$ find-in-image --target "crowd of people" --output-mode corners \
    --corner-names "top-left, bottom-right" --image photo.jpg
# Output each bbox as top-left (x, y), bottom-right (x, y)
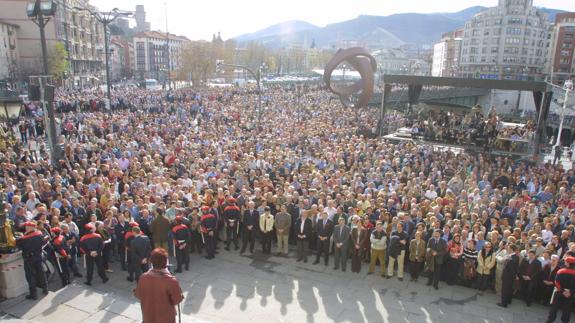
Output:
top-left (3, 83), bottom-right (575, 322)
top-left (409, 105), bottom-right (536, 153)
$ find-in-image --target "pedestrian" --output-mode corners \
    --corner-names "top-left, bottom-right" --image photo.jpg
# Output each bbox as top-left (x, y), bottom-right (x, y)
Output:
top-left (172, 215), bottom-right (191, 272)
top-left (368, 221), bottom-right (387, 277)
top-left (150, 208), bottom-right (171, 250)
top-left (200, 205), bottom-right (217, 259)
top-left (350, 216), bottom-right (368, 273)
top-left (128, 226), bottom-right (152, 282)
top-left (313, 212), bottom-right (333, 266)
top-left (135, 248), bottom-right (184, 323)
top-left (79, 223), bottom-right (109, 286)
top-left (426, 229), bottom-right (447, 289)
top-left (387, 222), bottom-right (407, 280)
top-left (240, 201), bottom-right (259, 254)
top-left (274, 204), bottom-right (291, 256)
top-left (476, 241), bottom-right (496, 291)
top-left (497, 244), bottom-right (520, 308)
top-left (409, 231), bottom-right (426, 282)
top-left (333, 216), bottom-right (350, 272)
top-left (295, 211), bottom-right (312, 263)
top-left (16, 221), bottom-right (48, 300)
top-left (223, 198), bottom-right (241, 251)
top-left (259, 206), bottom-right (274, 254)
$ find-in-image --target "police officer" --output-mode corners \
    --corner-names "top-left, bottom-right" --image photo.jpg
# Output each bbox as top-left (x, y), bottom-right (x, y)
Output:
top-left (79, 223), bottom-right (108, 286)
top-left (223, 198), bottom-right (241, 251)
top-left (51, 226), bottom-right (70, 287)
top-left (172, 215), bottom-right (191, 272)
top-left (16, 221), bottom-right (48, 300)
top-left (547, 256), bottom-right (575, 323)
top-left (200, 206), bottom-right (217, 259)
top-left (129, 226), bottom-right (151, 282)
top-left (124, 222), bottom-right (139, 281)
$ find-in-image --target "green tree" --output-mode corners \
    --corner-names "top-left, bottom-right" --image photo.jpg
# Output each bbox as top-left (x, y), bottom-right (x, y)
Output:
top-left (49, 42), bottom-right (69, 79)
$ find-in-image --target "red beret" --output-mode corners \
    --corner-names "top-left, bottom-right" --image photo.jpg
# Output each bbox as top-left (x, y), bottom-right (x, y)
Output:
top-left (50, 227), bottom-right (62, 234)
top-left (566, 257), bottom-right (575, 265)
top-left (175, 215), bottom-right (184, 222)
top-left (201, 206), bottom-right (210, 212)
top-left (129, 222), bottom-right (140, 228)
top-left (23, 221), bottom-right (37, 228)
top-left (227, 197), bottom-right (236, 203)
top-left (84, 223), bottom-right (95, 230)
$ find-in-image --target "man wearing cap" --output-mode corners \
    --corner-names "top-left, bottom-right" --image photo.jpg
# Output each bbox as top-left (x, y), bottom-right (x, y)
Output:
top-left (223, 198), bottom-right (241, 251)
top-left (124, 222), bottom-right (139, 281)
top-left (547, 256), bottom-right (575, 323)
top-left (200, 206), bottom-right (217, 259)
top-left (16, 221), bottom-right (48, 300)
top-left (172, 216), bottom-right (191, 272)
top-left (79, 223), bottom-right (109, 286)
top-left (51, 226), bottom-right (70, 286)
top-left (129, 226), bottom-right (152, 282)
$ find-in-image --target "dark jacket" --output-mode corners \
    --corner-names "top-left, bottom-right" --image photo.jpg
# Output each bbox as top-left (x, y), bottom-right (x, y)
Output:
top-left (294, 217), bottom-right (312, 239)
top-left (130, 235), bottom-right (152, 264)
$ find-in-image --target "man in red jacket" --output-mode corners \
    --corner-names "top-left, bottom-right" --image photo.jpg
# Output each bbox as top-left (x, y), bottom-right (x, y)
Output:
top-left (135, 248), bottom-right (183, 323)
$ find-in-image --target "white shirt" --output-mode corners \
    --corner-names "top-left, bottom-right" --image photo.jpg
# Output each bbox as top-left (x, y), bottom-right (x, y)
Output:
top-left (300, 218), bottom-right (305, 234)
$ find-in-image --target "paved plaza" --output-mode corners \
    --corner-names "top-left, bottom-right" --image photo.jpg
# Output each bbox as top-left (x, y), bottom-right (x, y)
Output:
top-left (0, 248), bottom-right (558, 323)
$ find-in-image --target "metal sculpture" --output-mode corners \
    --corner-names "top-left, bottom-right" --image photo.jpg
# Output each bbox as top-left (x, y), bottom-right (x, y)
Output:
top-left (323, 47), bottom-right (377, 109)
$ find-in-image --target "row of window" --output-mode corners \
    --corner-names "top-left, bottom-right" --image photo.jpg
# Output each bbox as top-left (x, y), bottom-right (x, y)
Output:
top-left (461, 56), bottom-right (542, 65)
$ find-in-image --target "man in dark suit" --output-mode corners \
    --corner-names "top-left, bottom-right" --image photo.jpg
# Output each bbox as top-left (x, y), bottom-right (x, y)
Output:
top-left (314, 212), bottom-right (334, 265)
top-left (128, 227), bottom-right (152, 282)
top-left (497, 244), bottom-right (520, 308)
top-left (286, 197), bottom-right (300, 245)
top-left (426, 229), bottom-right (447, 289)
top-left (240, 201), bottom-right (259, 254)
top-left (333, 217), bottom-right (350, 271)
top-left (295, 211), bottom-right (312, 262)
top-left (518, 249), bottom-right (541, 306)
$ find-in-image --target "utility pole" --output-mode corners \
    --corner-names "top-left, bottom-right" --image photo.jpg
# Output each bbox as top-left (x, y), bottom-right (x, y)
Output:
top-left (165, 1), bottom-right (171, 90)
top-left (554, 79), bottom-right (573, 150)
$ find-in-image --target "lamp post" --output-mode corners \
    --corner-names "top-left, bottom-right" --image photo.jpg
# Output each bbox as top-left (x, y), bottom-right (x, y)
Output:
top-left (553, 79), bottom-right (573, 150)
top-left (0, 91), bottom-right (23, 125)
top-left (73, 7), bottom-right (132, 108)
top-left (26, 0), bottom-right (60, 166)
top-left (216, 60), bottom-right (267, 126)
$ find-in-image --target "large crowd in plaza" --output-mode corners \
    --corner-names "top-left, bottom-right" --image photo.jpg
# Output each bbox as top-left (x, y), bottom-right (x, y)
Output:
top-left (3, 83), bottom-right (575, 323)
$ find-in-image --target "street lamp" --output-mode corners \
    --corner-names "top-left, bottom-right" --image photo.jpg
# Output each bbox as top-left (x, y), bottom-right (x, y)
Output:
top-left (0, 91), bottom-right (23, 125)
top-left (26, 0), bottom-right (61, 166)
top-left (216, 60), bottom-right (267, 126)
top-left (553, 79), bottom-right (573, 150)
top-left (73, 7), bottom-right (132, 108)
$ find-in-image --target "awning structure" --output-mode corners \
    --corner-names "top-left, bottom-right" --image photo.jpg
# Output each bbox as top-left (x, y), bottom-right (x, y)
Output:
top-left (378, 75), bottom-right (553, 155)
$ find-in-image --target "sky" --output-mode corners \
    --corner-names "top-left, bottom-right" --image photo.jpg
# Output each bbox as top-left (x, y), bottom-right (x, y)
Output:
top-left (90, 0), bottom-right (575, 41)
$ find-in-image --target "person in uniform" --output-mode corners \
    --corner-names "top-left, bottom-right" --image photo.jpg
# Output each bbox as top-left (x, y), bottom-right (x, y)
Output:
top-left (172, 215), bottom-right (191, 272)
top-left (16, 221), bottom-right (48, 299)
top-left (79, 223), bottom-right (109, 286)
top-left (189, 210), bottom-right (203, 254)
top-left (200, 206), bottom-right (217, 259)
top-left (129, 226), bottom-right (152, 282)
top-left (240, 201), bottom-right (259, 254)
top-left (124, 222), bottom-right (139, 281)
top-left (497, 244), bottom-right (520, 308)
top-left (50, 226), bottom-right (70, 286)
top-left (223, 198), bottom-right (241, 251)
top-left (546, 256), bottom-right (575, 323)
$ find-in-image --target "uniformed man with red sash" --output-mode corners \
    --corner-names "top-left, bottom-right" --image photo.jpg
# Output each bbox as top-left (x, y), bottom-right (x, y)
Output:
top-left (16, 221), bottom-right (48, 300)
top-left (51, 226), bottom-right (70, 286)
top-left (124, 221), bottom-right (139, 282)
top-left (223, 198), bottom-right (241, 251)
top-left (80, 223), bottom-right (109, 286)
top-left (200, 206), bottom-right (217, 259)
top-left (547, 256), bottom-right (575, 323)
top-left (172, 215), bottom-right (191, 272)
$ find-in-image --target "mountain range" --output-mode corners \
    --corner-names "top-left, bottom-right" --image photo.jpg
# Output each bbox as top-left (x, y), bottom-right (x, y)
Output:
top-left (233, 6), bottom-right (566, 49)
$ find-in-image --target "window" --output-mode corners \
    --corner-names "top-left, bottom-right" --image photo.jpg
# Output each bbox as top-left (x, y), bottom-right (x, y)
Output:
top-left (470, 47), bottom-right (478, 54)
top-left (522, 48), bottom-right (528, 55)
top-left (561, 50), bottom-right (571, 56)
top-left (491, 47), bottom-right (498, 53)
top-left (472, 30), bottom-right (480, 37)
top-left (492, 38), bottom-right (500, 44)
top-left (505, 37), bottom-right (520, 45)
top-left (506, 27), bottom-right (522, 35)
top-left (508, 18), bottom-right (523, 24)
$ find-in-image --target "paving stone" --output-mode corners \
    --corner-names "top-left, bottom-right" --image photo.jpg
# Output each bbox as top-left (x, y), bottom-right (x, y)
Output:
top-left (30, 304), bottom-right (91, 323)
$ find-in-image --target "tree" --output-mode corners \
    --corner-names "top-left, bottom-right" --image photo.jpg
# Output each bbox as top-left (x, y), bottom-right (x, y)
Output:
top-left (48, 42), bottom-right (69, 80)
top-left (179, 41), bottom-right (214, 86)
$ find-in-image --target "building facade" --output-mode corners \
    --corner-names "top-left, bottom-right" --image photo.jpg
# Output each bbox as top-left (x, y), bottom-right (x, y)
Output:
top-left (0, 20), bottom-right (19, 82)
top-left (432, 29), bottom-right (463, 77)
top-left (0, 0), bottom-right (104, 87)
top-left (458, 0), bottom-right (549, 80)
top-left (133, 31), bottom-right (189, 81)
top-left (547, 13), bottom-right (575, 85)
top-left (372, 48), bottom-right (410, 75)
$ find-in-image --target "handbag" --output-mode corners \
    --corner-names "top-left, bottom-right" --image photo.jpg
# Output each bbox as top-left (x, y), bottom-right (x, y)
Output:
top-left (463, 258), bottom-right (476, 280)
